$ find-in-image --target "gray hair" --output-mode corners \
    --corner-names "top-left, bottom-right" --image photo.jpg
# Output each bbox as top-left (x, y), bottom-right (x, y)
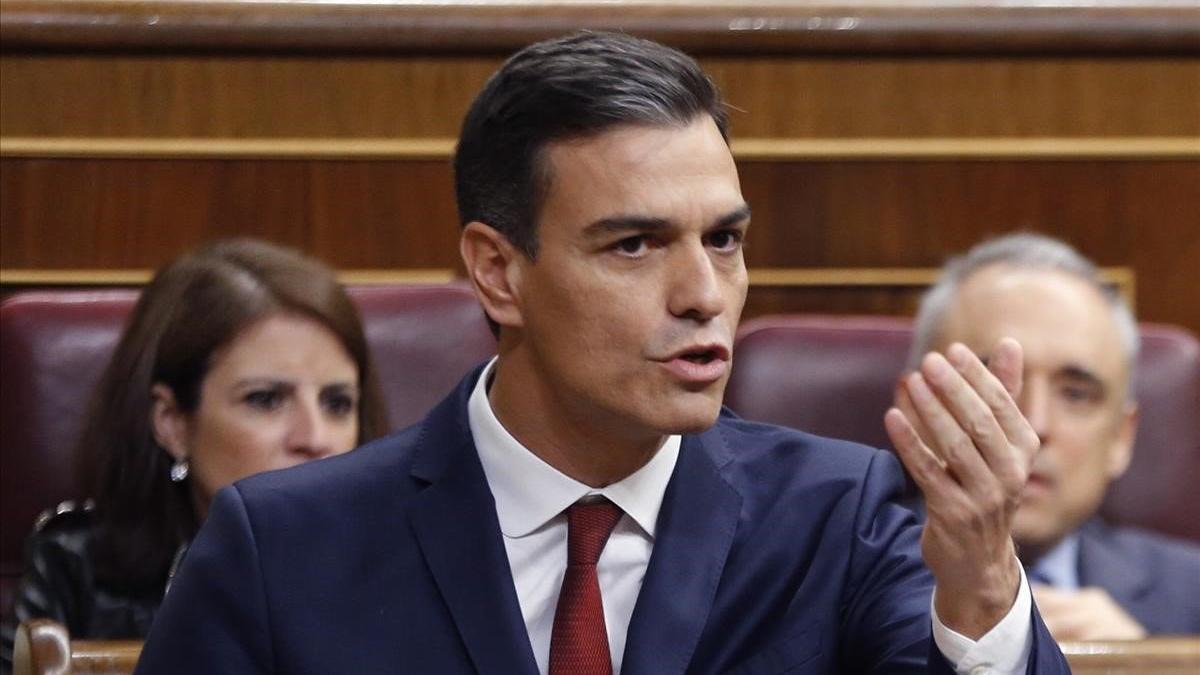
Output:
top-left (910, 232), bottom-right (1140, 399)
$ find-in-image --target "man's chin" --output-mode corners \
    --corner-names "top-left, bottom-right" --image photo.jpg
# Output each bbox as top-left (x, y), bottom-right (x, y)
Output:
top-left (1012, 517), bottom-right (1068, 553)
top-left (654, 395), bottom-right (723, 434)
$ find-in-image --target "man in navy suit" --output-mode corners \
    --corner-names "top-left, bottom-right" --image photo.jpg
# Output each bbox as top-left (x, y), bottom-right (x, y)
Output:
top-left (136, 32), bottom-right (1069, 673)
top-left (906, 233), bottom-right (1200, 639)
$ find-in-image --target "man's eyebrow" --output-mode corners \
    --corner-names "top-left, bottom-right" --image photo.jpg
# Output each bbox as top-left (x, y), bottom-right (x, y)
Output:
top-left (582, 204), bottom-right (752, 239)
top-left (582, 216), bottom-right (671, 238)
top-left (715, 204), bottom-right (752, 229)
top-left (1058, 364), bottom-right (1107, 390)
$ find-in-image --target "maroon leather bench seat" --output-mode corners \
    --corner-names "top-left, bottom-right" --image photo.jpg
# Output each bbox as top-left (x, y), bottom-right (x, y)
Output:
top-left (3, 296), bottom-right (1196, 618)
top-left (727, 315), bottom-right (1200, 544)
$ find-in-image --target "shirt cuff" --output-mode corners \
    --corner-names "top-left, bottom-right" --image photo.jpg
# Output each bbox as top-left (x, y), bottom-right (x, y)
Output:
top-left (931, 561), bottom-right (1033, 675)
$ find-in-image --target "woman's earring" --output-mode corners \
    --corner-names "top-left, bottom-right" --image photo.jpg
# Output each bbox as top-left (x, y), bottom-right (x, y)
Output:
top-left (169, 459), bottom-right (189, 482)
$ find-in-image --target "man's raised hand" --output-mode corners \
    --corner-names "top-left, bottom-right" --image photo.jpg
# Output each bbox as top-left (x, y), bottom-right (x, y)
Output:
top-left (885, 338), bottom-right (1040, 638)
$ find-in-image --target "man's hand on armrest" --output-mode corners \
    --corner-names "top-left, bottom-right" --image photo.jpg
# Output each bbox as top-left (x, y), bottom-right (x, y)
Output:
top-left (1032, 584), bottom-right (1147, 641)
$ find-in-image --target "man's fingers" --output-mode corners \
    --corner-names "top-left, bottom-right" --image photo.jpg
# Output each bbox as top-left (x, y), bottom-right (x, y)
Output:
top-left (986, 337), bottom-right (1024, 399)
top-left (909, 359), bottom-right (995, 491)
top-left (1033, 587), bottom-right (1148, 641)
top-left (884, 407), bottom-right (958, 500)
top-left (894, 376), bottom-right (936, 461)
top-left (1031, 585), bottom-right (1068, 609)
top-left (944, 343), bottom-right (1039, 480)
top-left (1031, 588), bottom-right (1082, 638)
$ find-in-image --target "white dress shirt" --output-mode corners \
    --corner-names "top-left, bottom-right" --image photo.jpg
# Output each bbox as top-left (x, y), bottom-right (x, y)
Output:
top-left (1029, 532), bottom-right (1081, 590)
top-left (468, 358), bottom-right (1033, 674)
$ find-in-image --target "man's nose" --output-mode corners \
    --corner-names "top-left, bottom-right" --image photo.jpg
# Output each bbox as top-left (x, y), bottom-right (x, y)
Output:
top-left (1019, 377), bottom-right (1051, 443)
top-left (667, 242), bottom-right (726, 321)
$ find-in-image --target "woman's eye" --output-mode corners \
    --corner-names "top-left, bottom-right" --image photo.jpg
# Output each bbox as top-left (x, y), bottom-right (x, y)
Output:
top-left (322, 391), bottom-right (357, 417)
top-left (244, 389), bottom-right (283, 411)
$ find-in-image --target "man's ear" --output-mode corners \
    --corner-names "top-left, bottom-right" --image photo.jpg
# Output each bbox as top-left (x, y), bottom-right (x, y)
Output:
top-left (460, 221), bottom-right (526, 330)
top-left (1106, 401), bottom-right (1138, 480)
top-left (150, 383), bottom-right (191, 462)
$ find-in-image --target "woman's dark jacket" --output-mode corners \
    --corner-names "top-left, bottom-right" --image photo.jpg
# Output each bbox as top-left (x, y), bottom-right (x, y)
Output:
top-left (0, 503), bottom-right (176, 672)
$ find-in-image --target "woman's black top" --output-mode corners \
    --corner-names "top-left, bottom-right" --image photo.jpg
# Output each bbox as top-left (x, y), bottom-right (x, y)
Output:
top-left (0, 503), bottom-right (181, 672)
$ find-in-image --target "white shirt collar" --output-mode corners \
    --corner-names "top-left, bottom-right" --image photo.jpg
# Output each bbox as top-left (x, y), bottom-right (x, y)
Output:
top-left (468, 357), bottom-right (680, 540)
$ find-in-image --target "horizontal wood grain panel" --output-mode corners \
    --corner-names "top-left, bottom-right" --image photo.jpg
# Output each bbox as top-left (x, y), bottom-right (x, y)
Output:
top-left (0, 268), bottom-right (458, 286)
top-left (4, 55), bottom-right (1198, 138)
top-left (2, 1), bottom-right (1198, 55)
top-left (4, 136), bottom-right (1197, 160)
top-left (1, 157), bottom-right (1193, 331)
top-left (0, 158), bottom-right (464, 269)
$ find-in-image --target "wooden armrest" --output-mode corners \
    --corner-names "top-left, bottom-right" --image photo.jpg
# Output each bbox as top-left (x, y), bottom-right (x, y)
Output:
top-left (13, 618), bottom-right (69, 675)
top-left (12, 618), bottom-right (142, 675)
top-left (1061, 637), bottom-right (1200, 674)
top-left (70, 639), bottom-right (142, 674)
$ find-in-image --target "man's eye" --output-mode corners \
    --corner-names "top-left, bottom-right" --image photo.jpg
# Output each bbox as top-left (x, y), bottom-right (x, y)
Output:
top-left (1059, 385), bottom-right (1101, 406)
top-left (613, 236), bottom-right (648, 256)
top-left (707, 229), bottom-right (743, 252)
top-left (244, 389), bottom-right (283, 411)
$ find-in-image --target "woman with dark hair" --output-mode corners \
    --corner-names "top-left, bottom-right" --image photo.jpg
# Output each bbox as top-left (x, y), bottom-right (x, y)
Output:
top-left (1, 239), bottom-right (388, 666)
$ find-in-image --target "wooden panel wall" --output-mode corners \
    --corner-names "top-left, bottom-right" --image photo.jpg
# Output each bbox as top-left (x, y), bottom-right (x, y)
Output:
top-left (2, 1), bottom-right (1198, 332)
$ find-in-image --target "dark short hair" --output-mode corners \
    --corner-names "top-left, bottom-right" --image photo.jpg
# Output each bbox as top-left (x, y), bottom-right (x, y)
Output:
top-left (84, 238), bottom-right (388, 590)
top-left (454, 31), bottom-right (729, 258)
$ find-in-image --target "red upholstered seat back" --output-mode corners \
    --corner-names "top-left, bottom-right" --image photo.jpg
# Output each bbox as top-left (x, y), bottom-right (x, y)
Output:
top-left (1105, 325), bottom-right (1200, 542)
top-left (727, 316), bottom-right (911, 454)
top-left (0, 283), bottom-right (494, 616)
top-left (727, 315), bottom-right (1200, 543)
top-left (4, 298), bottom-right (1195, 616)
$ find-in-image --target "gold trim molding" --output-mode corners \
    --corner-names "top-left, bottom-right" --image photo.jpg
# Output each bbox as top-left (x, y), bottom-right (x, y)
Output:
top-left (2, 137), bottom-right (1197, 161)
top-left (0, 268), bottom-right (459, 286)
top-left (750, 266), bottom-right (1134, 307)
top-left (734, 138), bottom-right (1200, 160)
top-left (1, 266), bottom-right (1135, 300)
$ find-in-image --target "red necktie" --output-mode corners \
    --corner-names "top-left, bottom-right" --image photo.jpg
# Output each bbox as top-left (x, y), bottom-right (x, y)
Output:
top-left (549, 499), bottom-right (623, 675)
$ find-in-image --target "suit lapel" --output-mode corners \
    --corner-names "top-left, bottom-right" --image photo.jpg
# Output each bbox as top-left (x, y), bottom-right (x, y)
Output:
top-left (1077, 519), bottom-right (1150, 608)
top-left (623, 423), bottom-right (742, 675)
top-left (407, 369), bottom-right (539, 675)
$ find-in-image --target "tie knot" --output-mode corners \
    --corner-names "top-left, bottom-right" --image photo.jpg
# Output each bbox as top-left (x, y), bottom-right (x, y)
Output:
top-left (566, 499), bottom-right (623, 566)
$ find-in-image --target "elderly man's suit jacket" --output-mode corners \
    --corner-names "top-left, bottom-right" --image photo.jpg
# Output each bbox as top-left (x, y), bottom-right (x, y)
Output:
top-left (1077, 519), bottom-right (1200, 635)
top-left (136, 366), bottom-right (1068, 674)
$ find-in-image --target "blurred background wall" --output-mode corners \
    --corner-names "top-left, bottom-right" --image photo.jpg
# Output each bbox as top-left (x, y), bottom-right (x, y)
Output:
top-left (2, 0), bottom-right (1197, 333)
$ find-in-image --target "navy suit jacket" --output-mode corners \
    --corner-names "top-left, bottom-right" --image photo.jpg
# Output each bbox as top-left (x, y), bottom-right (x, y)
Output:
top-left (1076, 519), bottom-right (1200, 635)
top-left (136, 367), bottom-right (1067, 673)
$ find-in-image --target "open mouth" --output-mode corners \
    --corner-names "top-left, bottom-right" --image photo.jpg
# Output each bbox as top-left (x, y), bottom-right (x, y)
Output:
top-left (678, 349), bottom-right (719, 364)
top-left (660, 344), bottom-right (730, 384)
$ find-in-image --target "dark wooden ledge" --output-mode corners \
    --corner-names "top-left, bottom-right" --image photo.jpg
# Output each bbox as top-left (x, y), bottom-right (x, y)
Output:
top-left (2, 1), bottom-right (1198, 55)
